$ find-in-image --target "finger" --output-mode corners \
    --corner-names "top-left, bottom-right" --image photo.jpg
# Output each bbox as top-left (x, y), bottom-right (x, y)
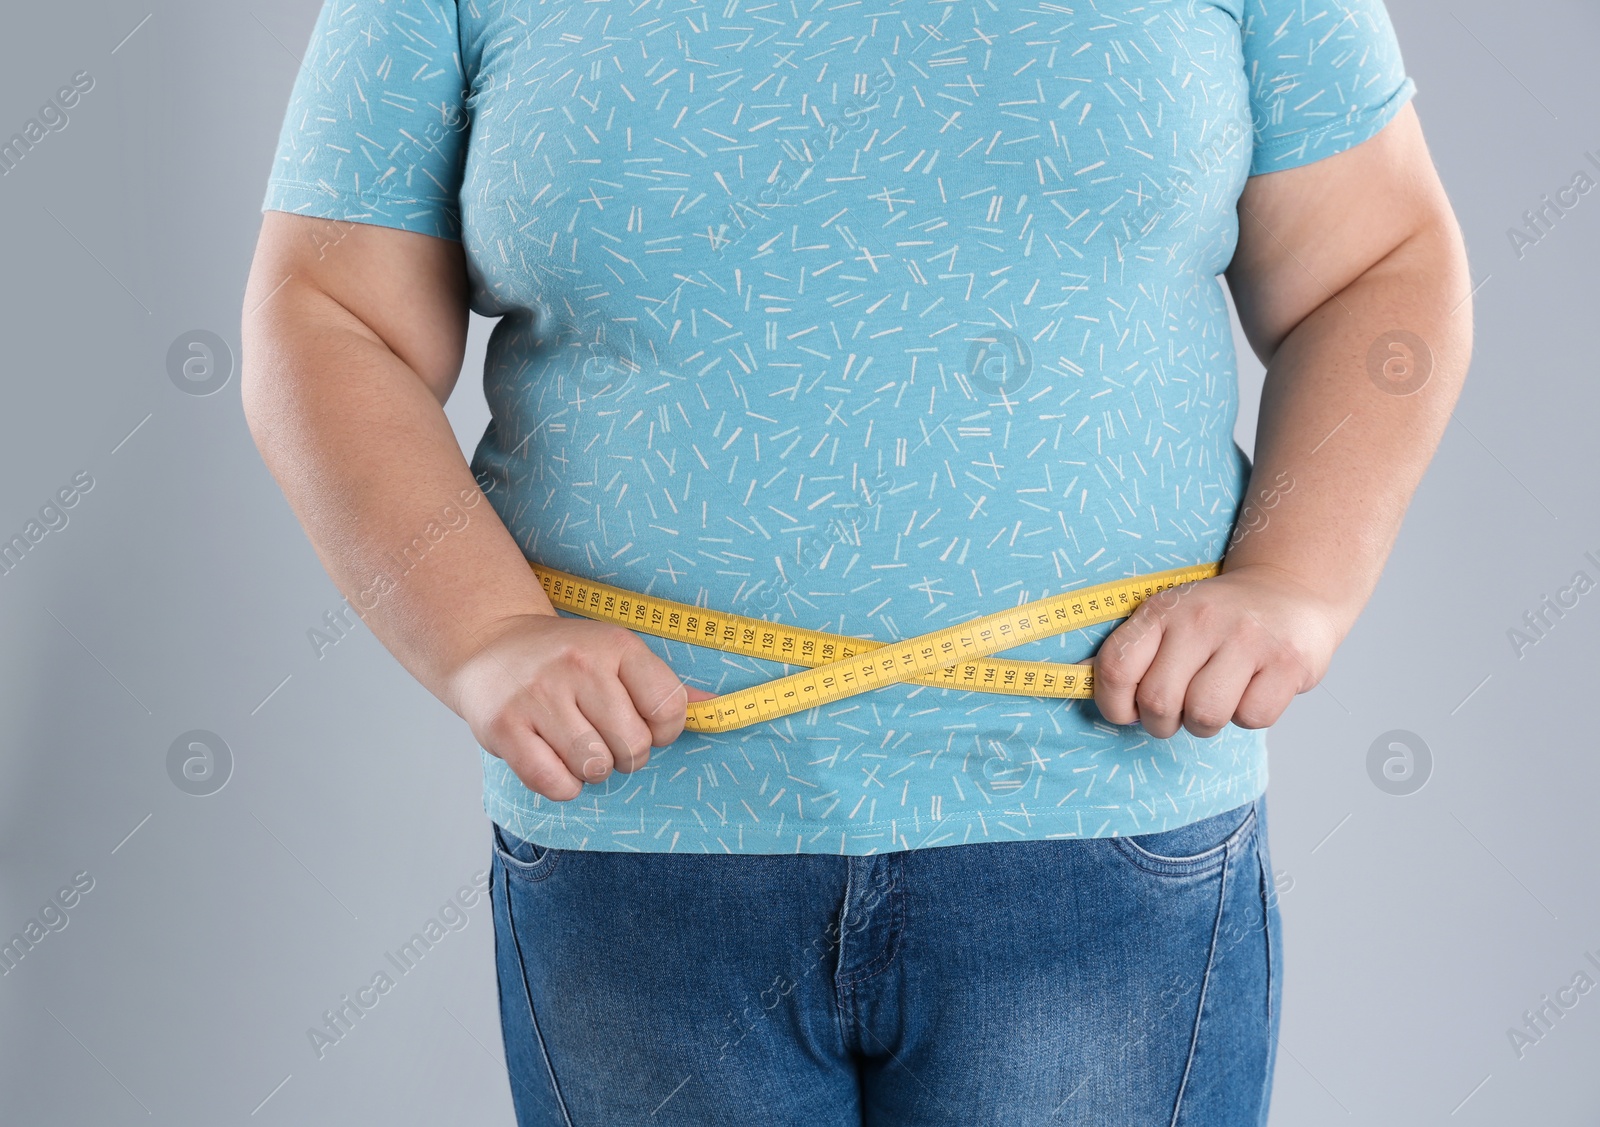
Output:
top-left (1233, 661), bottom-right (1303, 730)
top-left (498, 728), bottom-right (586, 803)
top-left (534, 704), bottom-right (616, 785)
top-left (1133, 621), bottom-right (1223, 740)
top-left (1180, 645), bottom-right (1262, 740)
top-left (618, 643), bottom-right (692, 746)
top-left (575, 680), bottom-right (654, 773)
top-left (1093, 603), bottom-right (1168, 726)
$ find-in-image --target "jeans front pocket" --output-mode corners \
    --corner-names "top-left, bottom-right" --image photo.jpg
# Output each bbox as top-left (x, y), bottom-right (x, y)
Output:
top-left (1110, 799), bottom-right (1258, 877)
top-left (492, 821), bottom-right (562, 883)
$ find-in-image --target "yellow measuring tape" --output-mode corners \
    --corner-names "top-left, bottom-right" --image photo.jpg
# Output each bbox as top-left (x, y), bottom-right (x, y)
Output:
top-left (531, 560), bottom-right (1222, 733)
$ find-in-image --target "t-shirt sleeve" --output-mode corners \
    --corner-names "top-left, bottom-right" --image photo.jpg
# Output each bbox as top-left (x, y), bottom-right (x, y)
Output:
top-left (1240, 0), bottom-right (1417, 176)
top-left (261, 0), bottom-right (469, 241)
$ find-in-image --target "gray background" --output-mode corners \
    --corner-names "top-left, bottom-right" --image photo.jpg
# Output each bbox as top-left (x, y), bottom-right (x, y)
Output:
top-left (0, 0), bottom-right (1595, 1122)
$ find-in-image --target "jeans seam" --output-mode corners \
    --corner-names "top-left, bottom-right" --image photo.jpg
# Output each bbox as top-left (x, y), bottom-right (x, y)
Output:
top-left (832, 860), bottom-right (861, 1054)
top-left (836, 859), bottom-right (902, 990)
top-left (1167, 832), bottom-right (1231, 1127)
top-left (1256, 828), bottom-right (1272, 1034)
top-left (1254, 811), bottom-right (1277, 1125)
top-left (834, 982), bottom-right (855, 1059)
top-left (501, 861), bottom-right (576, 1127)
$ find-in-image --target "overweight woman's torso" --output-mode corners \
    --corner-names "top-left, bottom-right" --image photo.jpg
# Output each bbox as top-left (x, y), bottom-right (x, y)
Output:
top-left (264, 0), bottom-right (1414, 852)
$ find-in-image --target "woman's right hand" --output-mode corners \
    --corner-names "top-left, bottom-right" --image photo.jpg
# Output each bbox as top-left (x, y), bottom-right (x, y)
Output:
top-left (446, 614), bottom-right (709, 801)
top-left (242, 213), bottom-right (712, 804)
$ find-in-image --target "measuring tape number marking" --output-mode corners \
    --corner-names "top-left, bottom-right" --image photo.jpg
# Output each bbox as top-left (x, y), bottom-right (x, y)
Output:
top-left (531, 560), bottom-right (1221, 733)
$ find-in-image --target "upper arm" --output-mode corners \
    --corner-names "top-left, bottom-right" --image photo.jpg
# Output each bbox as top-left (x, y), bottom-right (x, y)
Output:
top-left (244, 212), bottom-right (470, 405)
top-left (243, 0), bottom-right (472, 404)
top-left (1222, 0), bottom-right (1458, 365)
top-left (1224, 103), bottom-right (1462, 367)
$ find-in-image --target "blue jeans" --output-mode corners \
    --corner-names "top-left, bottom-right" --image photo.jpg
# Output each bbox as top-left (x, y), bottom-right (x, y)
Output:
top-left (489, 795), bottom-right (1282, 1125)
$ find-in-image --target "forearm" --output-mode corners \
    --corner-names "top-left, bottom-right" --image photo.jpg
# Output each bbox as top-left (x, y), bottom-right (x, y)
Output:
top-left (240, 279), bottom-right (554, 709)
top-left (1221, 221), bottom-right (1473, 634)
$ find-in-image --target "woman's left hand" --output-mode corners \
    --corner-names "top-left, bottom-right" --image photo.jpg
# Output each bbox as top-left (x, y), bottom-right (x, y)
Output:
top-left (1088, 564), bottom-right (1349, 739)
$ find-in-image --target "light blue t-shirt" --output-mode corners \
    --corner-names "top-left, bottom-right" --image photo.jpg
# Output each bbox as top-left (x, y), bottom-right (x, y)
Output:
top-left (264, 0), bottom-right (1414, 855)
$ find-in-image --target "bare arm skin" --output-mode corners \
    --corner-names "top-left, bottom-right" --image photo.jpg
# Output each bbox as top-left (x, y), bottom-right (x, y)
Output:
top-left (240, 213), bottom-right (699, 801)
top-left (1091, 102), bottom-right (1473, 738)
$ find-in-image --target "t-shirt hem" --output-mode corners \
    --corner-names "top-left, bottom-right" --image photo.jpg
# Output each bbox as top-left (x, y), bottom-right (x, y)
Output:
top-left (482, 761), bottom-right (1270, 856)
top-left (1249, 76), bottom-right (1417, 176)
top-left (261, 179), bottom-right (462, 242)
